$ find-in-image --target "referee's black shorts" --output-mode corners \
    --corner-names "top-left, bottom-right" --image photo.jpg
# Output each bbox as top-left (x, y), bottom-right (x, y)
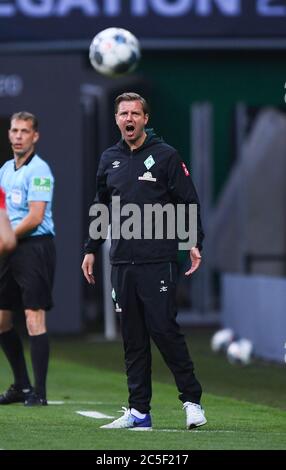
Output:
top-left (0, 235), bottom-right (56, 311)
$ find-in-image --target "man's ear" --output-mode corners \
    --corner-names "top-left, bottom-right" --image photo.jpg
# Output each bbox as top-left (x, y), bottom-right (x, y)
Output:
top-left (33, 131), bottom-right (40, 144)
top-left (144, 113), bottom-right (149, 126)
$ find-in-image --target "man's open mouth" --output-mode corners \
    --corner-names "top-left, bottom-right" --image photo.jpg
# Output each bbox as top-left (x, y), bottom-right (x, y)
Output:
top-left (126, 125), bottom-right (135, 132)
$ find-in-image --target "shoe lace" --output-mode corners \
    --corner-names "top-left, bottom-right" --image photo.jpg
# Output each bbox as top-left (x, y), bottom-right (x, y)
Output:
top-left (112, 407), bottom-right (133, 426)
top-left (183, 402), bottom-right (203, 417)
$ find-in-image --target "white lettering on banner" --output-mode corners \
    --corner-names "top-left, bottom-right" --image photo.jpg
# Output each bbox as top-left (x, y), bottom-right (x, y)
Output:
top-left (131, 0), bottom-right (147, 15)
top-left (0, 2), bottom-right (15, 16)
top-left (257, 0), bottom-right (286, 16)
top-left (18, 0), bottom-right (54, 17)
top-left (195, 0), bottom-right (241, 15)
top-left (0, 75), bottom-right (23, 97)
top-left (0, 0), bottom-right (241, 18)
top-left (56, 0), bottom-right (98, 16)
top-left (0, 0), bottom-right (286, 19)
top-left (130, 0), bottom-right (241, 16)
top-left (151, 0), bottom-right (190, 16)
top-left (104, 0), bottom-right (121, 16)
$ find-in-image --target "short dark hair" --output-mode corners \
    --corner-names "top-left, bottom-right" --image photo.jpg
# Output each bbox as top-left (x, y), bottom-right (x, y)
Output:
top-left (10, 111), bottom-right (38, 131)
top-left (114, 92), bottom-right (149, 115)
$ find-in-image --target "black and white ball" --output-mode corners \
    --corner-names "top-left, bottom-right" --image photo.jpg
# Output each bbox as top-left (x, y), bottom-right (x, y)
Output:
top-left (89, 28), bottom-right (141, 77)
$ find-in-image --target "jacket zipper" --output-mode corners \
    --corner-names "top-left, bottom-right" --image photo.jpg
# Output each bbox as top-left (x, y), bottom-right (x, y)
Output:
top-left (129, 149), bottom-right (135, 264)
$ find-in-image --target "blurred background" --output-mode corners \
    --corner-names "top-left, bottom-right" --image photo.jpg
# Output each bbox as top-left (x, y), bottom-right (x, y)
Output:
top-left (1, 0), bottom-right (286, 364)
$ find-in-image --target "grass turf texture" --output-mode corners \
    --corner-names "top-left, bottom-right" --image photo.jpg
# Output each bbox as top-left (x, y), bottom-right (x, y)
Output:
top-left (0, 328), bottom-right (285, 450)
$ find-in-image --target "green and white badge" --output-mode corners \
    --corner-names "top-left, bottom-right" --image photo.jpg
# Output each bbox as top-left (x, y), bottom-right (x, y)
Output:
top-left (144, 155), bottom-right (155, 170)
top-left (33, 177), bottom-right (51, 192)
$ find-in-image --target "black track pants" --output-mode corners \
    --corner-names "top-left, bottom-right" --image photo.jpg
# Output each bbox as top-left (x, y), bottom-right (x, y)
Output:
top-left (111, 262), bottom-right (202, 414)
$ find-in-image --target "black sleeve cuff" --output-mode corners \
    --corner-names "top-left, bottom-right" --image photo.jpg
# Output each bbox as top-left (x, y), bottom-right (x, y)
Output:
top-left (84, 237), bottom-right (105, 255)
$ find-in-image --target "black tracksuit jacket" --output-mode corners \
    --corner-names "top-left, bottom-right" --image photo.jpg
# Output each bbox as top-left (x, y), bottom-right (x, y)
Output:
top-left (85, 129), bottom-right (204, 264)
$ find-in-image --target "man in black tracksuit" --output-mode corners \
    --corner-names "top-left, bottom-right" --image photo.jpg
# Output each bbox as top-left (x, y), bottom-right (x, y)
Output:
top-left (82, 92), bottom-right (207, 430)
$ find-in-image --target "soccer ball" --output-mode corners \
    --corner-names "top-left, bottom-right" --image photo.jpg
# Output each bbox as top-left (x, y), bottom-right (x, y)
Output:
top-left (226, 339), bottom-right (253, 365)
top-left (89, 28), bottom-right (141, 77)
top-left (211, 328), bottom-right (234, 353)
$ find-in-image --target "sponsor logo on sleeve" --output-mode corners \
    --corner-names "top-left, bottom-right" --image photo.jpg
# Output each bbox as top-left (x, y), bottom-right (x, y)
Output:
top-left (181, 162), bottom-right (190, 176)
top-left (33, 177), bottom-right (51, 191)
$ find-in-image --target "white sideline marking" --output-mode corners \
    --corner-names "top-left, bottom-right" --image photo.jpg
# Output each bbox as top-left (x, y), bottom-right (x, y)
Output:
top-left (48, 401), bottom-right (65, 405)
top-left (154, 429), bottom-right (236, 433)
top-left (155, 430), bottom-right (286, 434)
top-left (191, 430), bottom-right (235, 433)
top-left (77, 411), bottom-right (115, 419)
top-left (47, 401), bottom-right (104, 405)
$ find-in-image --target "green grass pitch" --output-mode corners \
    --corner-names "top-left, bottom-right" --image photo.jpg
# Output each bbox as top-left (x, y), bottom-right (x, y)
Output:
top-left (0, 329), bottom-right (285, 450)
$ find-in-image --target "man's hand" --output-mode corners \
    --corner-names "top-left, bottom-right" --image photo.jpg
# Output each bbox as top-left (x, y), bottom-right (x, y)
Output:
top-left (185, 247), bottom-right (202, 276)
top-left (81, 253), bottom-right (96, 284)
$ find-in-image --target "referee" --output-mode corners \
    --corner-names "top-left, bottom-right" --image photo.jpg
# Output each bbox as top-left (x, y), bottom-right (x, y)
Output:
top-left (0, 112), bottom-right (55, 406)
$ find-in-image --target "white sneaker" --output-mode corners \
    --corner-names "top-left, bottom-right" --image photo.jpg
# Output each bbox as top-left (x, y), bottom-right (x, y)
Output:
top-left (100, 407), bottom-right (152, 430)
top-left (183, 402), bottom-right (207, 429)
